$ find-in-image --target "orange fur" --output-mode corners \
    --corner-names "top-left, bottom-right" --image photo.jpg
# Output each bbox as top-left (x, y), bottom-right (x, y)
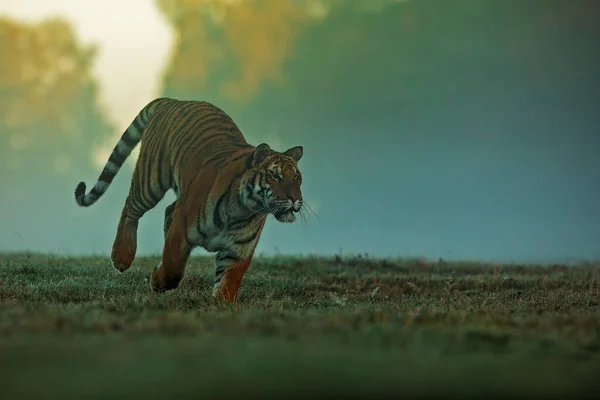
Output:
top-left (75, 98), bottom-right (304, 302)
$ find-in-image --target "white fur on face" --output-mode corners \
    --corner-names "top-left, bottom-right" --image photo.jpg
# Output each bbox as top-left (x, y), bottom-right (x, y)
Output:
top-left (276, 211), bottom-right (296, 223)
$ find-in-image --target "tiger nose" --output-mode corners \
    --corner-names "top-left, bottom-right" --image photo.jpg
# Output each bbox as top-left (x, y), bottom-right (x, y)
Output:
top-left (288, 194), bottom-right (300, 203)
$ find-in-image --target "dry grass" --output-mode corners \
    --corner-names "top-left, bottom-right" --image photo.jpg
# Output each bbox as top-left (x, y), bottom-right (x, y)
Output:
top-left (0, 253), bottom-right (599, 398)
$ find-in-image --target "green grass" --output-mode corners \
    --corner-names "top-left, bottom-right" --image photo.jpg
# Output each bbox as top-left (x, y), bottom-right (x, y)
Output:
top-left (0, 253), bottom-right (599, 398)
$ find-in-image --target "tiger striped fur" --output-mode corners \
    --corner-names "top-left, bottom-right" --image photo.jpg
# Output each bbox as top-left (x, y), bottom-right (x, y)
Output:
top-left (74, 98), bottom-right (304, 302)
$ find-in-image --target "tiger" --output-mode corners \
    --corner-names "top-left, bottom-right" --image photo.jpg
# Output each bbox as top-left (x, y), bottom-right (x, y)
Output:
top-left (74, 97), bottom-right (304, 302)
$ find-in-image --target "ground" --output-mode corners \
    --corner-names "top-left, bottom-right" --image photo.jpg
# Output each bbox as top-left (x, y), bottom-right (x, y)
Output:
top-left (0, 253), bottom-right (599, 398)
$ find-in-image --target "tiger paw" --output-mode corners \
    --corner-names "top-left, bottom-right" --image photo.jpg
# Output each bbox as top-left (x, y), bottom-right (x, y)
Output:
top-left (110, 249), bottom-right (135, 273)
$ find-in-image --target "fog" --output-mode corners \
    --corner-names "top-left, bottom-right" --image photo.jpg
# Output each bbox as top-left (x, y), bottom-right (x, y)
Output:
top-left (1, 0), bottom-right (599, 263)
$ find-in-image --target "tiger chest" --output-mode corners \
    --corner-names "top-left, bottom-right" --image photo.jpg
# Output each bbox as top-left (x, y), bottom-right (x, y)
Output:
top-left (184, 205), bottom-right (263, 255)
top-left (201, 231), bottom-right (235, 252)
top-left (185, 218), bottom-right (233, 252)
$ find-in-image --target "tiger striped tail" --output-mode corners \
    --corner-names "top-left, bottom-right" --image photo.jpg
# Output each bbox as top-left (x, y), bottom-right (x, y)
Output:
top-left (74, 99), bottom-right (162, 207)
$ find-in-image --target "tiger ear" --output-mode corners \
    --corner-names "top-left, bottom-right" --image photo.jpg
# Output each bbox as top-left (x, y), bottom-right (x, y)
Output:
top-left (250, 143), bottom-right (271, 167)
top-left (283, 146), bottom-right (303, 162)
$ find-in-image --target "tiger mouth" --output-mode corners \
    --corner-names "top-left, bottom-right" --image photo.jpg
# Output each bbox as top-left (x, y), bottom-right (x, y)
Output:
top-left (274, 208), bottom-right (294, 218)
top-left (273, 208), bottom-right (296, 222)
top-left (273, 204), bottom-right (298, 219)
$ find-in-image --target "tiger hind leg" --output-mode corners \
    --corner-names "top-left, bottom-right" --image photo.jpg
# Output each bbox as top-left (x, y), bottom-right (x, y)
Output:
top-left (111, 162), bottom-right (167, 273)
top-left (152, 202), bottom-right (192, 292)
top-left (111, 199), bottom-right (140, 272)
top-left (151, 200), bottom-right (177, 275)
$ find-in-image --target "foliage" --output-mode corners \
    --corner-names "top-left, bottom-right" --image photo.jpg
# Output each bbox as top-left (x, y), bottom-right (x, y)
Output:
top-left (0, 17), bottom-right (113, 182)
top-left (155, 0), bottom-right (406, 103)
top-left (156, 0), bottom-right (313, 102)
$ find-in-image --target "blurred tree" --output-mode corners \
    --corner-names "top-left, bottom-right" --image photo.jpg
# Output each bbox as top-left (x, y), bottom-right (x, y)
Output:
top-left (153, 0), bottom-right (406, 149)
top-left (154, 0), bottom-right (408, 106)
top-left (0, 16), bottom-right (113, 188)
top-left (155, 0), bottom-right (342, 103)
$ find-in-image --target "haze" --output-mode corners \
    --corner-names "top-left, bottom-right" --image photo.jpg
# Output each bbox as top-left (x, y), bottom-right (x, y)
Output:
top-left (1, 0), bottom-right (599, 264)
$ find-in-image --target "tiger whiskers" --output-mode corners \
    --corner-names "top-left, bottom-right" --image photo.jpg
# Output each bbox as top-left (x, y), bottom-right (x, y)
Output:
top-left (301, 200), bottom-right (320, 221)
top-left (299, 209), bottom-right (308, 226)
top-left (244, 205), bottom-right (271, 220)
top-left (245, 200), bottom-right (314, 225)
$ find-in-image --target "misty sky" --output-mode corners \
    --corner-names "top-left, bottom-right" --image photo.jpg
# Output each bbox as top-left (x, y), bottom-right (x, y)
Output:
top-left (1, 0), bottom-right (599, 264)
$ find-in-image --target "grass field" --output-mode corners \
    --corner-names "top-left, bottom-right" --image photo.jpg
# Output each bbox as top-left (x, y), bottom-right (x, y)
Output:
top-left (0, 253), bottom-right (599, 399)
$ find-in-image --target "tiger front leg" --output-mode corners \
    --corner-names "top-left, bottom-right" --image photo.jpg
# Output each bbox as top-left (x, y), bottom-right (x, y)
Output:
top-left (212, 248), bottom-right (257, 302)
top-left (163, 201), bottom-right (176, 241)
top-left (151, 205), bottom-right (192, 293)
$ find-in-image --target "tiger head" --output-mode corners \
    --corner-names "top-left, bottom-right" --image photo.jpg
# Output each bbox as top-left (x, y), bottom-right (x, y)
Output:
top-left (243, 143), bottom-right (304, 223)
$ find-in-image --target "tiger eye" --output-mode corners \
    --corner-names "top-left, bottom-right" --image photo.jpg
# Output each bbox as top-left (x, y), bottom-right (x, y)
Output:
top-left (268, 170), bottom-right (280, 181)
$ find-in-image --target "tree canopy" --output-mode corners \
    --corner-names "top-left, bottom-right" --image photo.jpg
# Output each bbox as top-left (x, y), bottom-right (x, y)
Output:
top-left (155, 0), bottom-right (405, 103)
top-left (0, 16), bottom-right (113, 184)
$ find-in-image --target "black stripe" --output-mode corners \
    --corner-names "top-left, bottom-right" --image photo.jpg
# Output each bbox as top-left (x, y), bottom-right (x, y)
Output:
top-left (246, 151), bottom-right (255, 169)
top-left (140, 99), bottom-right (159, 122)
top-left (205, 143), bottom-right (251, 166)
top-left (155, 140), bottom-right (168, 193)
top-left (169, 105), bottom-right (218, 168)
top-left (200, 129), bottom-right (244, 145)
top-left (216, 257), bottom-right (240, 265)
top-left (158, 101), bottom-right (190, 154)
top-left (256, 172), bottom-right (266, 197)
top-left (144, 98), bottom-right (167, 118)
top-left (137, 137), bottom-right (149, 205)
top-left (109, 151), bottom-right (126, 168)
top-left (214, 169), bottom-right (247, 230)
top-left (181, 209), bottom-right (195, 247)
top-left (138, 111), bottom-right (165, 206)
top-left (174, 107), bottom-right (225, 141)
top-left (196, 120), bottom-right (238, 140)
top-left (152, 102), bottom-right (182, 190)
top-left (121, 131), bottom-right (138, 147)
top-left (238, 186), bottom-right (246, 207)
top-left (127, 198), bottom-right (146, 217)
top-left (213, 147), bottom-right (252, 167)
top-left (138, 187), bottom-right (153, 209)
top-left (235, 229), bottom-right (260, 245)
top-left (98, 169), bottom-right (116, 184)
top-left (217, 257), bottom-right (240, 264)
top-left (228, 219), bottom-right (251, 231)
top-left (213, 184), bottom-right (232, 230)
top-left (174, 118), bottom-right (234, 167)
top-left (216, 250), bottom-right (240, 261)
top-left (132, 116), bottom-right (145, 132)
top-left (247, 171), bottom-right (258, 193)
top-left (140, 106), bottom-right (149, 122)
top-left (131, 169), bottom-right (152, 211)
top-left (197, 178), bottom-right (217, 237)
top-left (147, 186), bottom-right (162, 205)
top-left (184, 231), bottom-right (196, 247)
top-left (144, 134), bottom-right (161, 204)
top-left (140, 109), bottom-right (166, 197)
